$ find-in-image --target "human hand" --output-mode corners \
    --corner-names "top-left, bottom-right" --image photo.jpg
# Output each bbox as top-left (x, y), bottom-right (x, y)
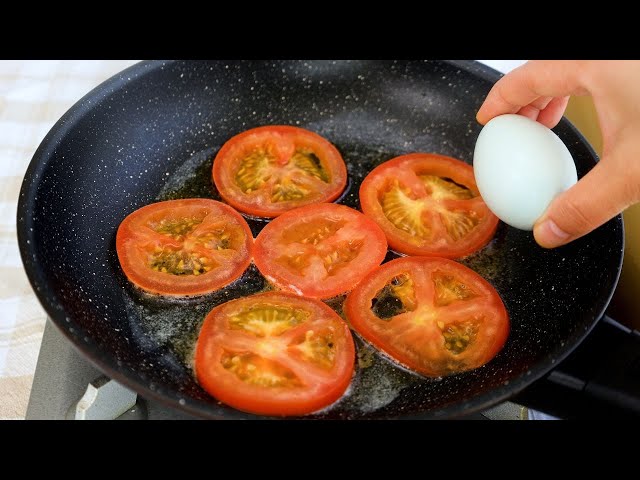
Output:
top-left (476, 60), bottom-right (640, 248)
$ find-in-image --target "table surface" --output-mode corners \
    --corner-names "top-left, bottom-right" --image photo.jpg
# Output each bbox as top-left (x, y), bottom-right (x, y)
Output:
top-left (0, 59), bottom-right (522, 420)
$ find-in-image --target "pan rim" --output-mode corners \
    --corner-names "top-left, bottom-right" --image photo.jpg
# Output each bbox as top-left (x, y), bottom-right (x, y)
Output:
top-left (16, 59), bottom-right (624, 419)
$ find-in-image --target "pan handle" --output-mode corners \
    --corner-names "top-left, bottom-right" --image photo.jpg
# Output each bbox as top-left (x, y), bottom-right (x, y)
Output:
top-left (513, 315), bottom-right (640, 418)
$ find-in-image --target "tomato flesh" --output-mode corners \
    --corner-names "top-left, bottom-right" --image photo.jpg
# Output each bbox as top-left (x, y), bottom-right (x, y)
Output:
top-left (116, 199), bottom-right (253, 296)
top-left (345, 256), bottom-right (509, 377)
top-left (253, 203), bottom-right (388, 299)
top-left (195, 291), bottom-right (355, 416)
top-left (213, 126), bottom-right (347, 217)
top-left (360, 153), bottom-right (499, 258)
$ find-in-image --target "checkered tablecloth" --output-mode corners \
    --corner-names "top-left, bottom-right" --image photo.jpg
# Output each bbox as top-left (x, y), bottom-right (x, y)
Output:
top-left (0, 60), bottom-right (139, 419)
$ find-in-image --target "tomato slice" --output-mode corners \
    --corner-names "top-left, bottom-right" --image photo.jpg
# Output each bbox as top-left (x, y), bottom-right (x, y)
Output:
top-left (253, 203), bottom-right (388, 299)
top-left (359, 153), bottom-right (499, 258)
top-left (344, 257), bottom-right (509, 377)
top-left (195, 291), bottom-right (355, 416)
top-left (116, 199), bottom-right (253, 296)
top-left (212, 126), bottom-right (347, 217)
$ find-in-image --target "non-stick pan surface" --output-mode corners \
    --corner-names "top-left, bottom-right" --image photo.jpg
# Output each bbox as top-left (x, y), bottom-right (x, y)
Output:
top-left (18, 60), bottom-right (623, 419)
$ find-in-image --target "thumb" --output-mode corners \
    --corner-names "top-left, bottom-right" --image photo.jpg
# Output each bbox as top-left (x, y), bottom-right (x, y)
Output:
top-left (533, 154), bottom-right (636, 248)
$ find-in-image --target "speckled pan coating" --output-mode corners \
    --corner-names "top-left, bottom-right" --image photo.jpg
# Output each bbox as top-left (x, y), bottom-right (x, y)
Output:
top-left (17, 60), bottom-right (623, 419)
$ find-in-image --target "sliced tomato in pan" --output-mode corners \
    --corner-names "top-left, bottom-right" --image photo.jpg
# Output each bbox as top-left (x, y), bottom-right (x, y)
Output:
top-left (195, 291), bottom-right (355, 416)
top-left (359, 153), bottom-right (498, 258)
top-left (344, 256), bottom-right (509, 377)
top-left (253, 203), bottom-right (388, 299)
top-left (212, 125), bottom-right (347, 217)
top-left (116, 199), bottom-right (253, 296)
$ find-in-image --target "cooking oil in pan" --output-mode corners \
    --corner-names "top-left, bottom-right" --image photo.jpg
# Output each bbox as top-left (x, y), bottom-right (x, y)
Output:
top-left (121, 264), bottom-right (269, 372)
top-left (119, 143), bottom-right (492, 418)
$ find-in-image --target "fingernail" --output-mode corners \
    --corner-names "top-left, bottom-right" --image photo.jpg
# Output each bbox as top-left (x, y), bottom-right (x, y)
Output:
top-left (534, 219), bottom-right (570, 248)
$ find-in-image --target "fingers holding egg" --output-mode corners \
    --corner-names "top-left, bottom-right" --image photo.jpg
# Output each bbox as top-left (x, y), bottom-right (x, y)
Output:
top-left (473, 114), bottom-right (578, 231)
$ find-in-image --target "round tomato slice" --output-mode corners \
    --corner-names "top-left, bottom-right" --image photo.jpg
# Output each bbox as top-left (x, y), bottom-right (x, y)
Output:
top-left (195, 291), bottom-right (355, 416)
top-left (116, 199), bottom-right (253, 296)
top-left (253, 203), bottom-right (388, 299)
top-left (212, 126), bottom-right (347, 217)
top-left (359, 153), bottom-right (499, 258)
top-left (344, 257), bottom-right (509, 377)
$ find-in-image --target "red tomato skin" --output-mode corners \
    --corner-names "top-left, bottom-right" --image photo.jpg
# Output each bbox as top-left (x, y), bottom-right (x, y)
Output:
top-left (253, 203), bottom-right (388, 299)
top-left (344, 256), bottom-right (509, 377)
top-left (195, 291), bottom-right (355, 416)
top-left (359, 153), bottom-right (499, 259)
top-left (116, 199), bottom-right (253, 296)
top-left (212, 126), bottom-right (347, 218)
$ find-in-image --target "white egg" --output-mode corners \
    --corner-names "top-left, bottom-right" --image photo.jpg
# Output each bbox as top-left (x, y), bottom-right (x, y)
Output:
top-left (473, 114), bottom-right (578, 230)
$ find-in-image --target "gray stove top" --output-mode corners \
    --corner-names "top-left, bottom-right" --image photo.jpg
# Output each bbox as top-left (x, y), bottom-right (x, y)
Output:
top-left (26, 321), bottom-right (197, 420)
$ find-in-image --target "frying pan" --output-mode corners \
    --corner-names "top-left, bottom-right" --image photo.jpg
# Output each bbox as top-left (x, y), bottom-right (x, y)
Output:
top-left (17, 60), bottom-right (640, 419)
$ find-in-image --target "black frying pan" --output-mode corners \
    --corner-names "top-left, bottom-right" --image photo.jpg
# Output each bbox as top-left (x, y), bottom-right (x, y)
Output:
top-left (17, 60), bottom-right (638, 419)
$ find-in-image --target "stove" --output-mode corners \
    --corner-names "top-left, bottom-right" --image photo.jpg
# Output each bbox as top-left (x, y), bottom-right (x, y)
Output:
top-left (26, 321), bottom-right (199, 420)
top-left (26, 320), bottom-right (551, 420)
